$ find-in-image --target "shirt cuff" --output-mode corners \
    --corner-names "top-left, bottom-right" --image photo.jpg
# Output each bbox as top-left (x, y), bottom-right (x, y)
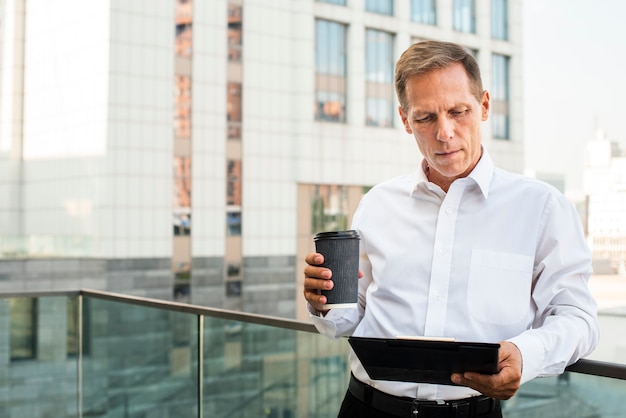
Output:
top-left (507, 332), bottom-right (545, 384)
top-left (307, 303), bottom-right (339, 338)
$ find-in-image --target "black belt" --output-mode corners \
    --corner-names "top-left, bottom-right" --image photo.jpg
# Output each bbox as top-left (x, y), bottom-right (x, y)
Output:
top-left (348, 374), bottom-right (497, 418)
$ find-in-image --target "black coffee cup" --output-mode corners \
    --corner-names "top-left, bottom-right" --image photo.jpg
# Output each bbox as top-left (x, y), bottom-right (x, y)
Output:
top-left (314, 230), bottom-right (360, 309)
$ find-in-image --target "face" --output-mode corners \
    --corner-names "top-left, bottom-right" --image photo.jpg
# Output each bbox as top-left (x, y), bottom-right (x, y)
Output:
top-left (399, 63), bottom-right (490, 190)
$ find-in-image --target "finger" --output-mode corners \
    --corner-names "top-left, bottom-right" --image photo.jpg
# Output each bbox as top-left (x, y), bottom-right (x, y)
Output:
top-left (452, 372), bottom-right (519, 400)
top-left (304, 264), bottom-right (332, 281)
top-left (303, 287), bottom-right (331, 312)
top-left (303, 275), bottom-right (334, 292)
top-left (305, 252), bottom-right (324, 266)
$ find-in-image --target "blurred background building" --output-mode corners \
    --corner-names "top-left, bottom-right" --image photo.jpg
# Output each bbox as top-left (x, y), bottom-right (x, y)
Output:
top-left (0, 0), bottom-right (523, 320)
top-left (584, 129), bottom-right (626, 274)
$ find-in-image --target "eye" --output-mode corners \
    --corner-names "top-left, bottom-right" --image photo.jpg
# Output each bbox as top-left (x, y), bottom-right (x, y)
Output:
top-left (415, 115), bottom-right (434, 123)
top-left (451, 108), bottom-right (469, 117)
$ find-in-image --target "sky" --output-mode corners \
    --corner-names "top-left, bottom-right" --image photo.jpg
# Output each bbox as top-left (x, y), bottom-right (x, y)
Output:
top-left (522, 0), bottom-right (626, 194)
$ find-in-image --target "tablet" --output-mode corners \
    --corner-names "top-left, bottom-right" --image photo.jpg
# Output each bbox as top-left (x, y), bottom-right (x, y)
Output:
top-left (348, 336), bottom-right (500, 385)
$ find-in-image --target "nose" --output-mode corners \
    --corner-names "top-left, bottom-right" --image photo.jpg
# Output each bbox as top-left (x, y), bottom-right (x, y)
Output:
top-left (435, 117), bottom-right (454, 142)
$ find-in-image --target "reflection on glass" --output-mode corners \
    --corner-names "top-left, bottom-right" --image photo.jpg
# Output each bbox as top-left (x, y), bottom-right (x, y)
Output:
top-left (453, 0), bottom-right (476, 33)
top-left (365, 29), bottom-right (394, 127)
top-left (174, 156), bottom-right (192, 235)
top-left (228, 4), bottom-right (242, 62)
top-left (491, 0), bottom-right (508, 40)
top-left (67, 296), bottom-right (78, 357)
top-left (227, 211), bottom-right (242, 236)
top-left (411, 0), bottom-right (437, 25)
top-left (227, 263), bottom-right (241, 277)
top-left (81, 298), bottom-right (198, 417)
top-left (227, 82), bottom-right (242, 124)
top-left (315, 19), bottom-right (347, 123)
top-left (366, 97), bottom-right (393, 127)
top-left (311, 184), bottom-right (349, 234)
top-left (10, 297), bottom-right (36, 360)
top-left (202, 317), bottom-right (349, 417)
top-left (227, 5), bottom-right (242, 140)
top-left (225, 280), bottom-right (242, 297)
top-left (365, 0), bottom-right (393, 16)
top-left (491, 53), bottom-right (510, 139)
top-left (175, 75), bottom-right (192, 139)
top-left (227, 159), bottom-right (241, 207)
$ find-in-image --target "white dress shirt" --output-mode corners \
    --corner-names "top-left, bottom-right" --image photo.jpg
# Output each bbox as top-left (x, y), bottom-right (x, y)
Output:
top-left (309, 148), bottom-right (599, 401)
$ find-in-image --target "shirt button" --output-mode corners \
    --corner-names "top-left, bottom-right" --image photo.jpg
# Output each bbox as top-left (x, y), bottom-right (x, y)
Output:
top-left (440, 248), bottom-right (447, 255)
top-left (445, 207), bottom-right (452, 214)
top-left (434, 291), bottom-right (442, 301)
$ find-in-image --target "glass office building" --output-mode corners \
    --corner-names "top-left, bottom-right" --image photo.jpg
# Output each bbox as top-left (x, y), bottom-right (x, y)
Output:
top-left (0, 0), bottom-right (523, 321)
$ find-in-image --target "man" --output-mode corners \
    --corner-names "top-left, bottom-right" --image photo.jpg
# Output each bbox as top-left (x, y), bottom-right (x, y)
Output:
top-left (303, 40), bottom-right (599, 418)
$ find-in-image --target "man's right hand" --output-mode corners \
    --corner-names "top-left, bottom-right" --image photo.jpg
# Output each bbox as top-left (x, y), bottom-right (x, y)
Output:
top-left (303, 252), bottom-right (334, 314)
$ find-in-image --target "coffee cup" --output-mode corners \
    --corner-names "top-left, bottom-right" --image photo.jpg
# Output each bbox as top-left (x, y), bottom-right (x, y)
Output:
top-left (313, 230), bottom-right (360, 309)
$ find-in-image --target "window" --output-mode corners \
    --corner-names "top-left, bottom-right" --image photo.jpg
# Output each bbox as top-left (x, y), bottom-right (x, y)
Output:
top-left (227, 159), bottom-right (242, 207)
top-left (227, 4), bottom-right (242, 61)
top-left (491, 54), bottom-right (510, 139)
top-left (227, 82), bottom-right (242, 139)
top-left (315, 20), bottom-right (347, 123)
top-left (173, 157), bottom-right (192, 236)
top-left (365, 0), bottom-right (393, 16)
top-left (453, 0), bottom-right (476, 33)
top-left (411, 0), bottom-right (436, 25)
top-left (226, 280), bottom-right (242, 297)
top-left (10, 298), bottom-right (36, 361)
top-left (491, 0), bottom-right (508, 40)
top-left (317, 0), bottom-right (346, 5)
top-left (227, 211), bottom-right (242, 236)
top-left (311, 185), bottom-right (349, 233)
top-left (365, 29), bottom-right (394, 127)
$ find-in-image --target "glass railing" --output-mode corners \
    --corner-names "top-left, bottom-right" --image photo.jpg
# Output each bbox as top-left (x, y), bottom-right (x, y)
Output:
top-left (0, 289), bottom-right (625, 417)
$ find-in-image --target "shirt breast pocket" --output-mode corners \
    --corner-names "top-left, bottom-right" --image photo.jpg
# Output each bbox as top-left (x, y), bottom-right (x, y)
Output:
top-left (467, 249), bottom-right (533, 325)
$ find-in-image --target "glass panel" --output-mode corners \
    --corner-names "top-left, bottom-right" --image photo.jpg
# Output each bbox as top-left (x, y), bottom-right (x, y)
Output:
top-left (491, 0), bottom-right (508, 40)
top-left (67, 296), bottom-right (78, 357)
top-left (365, 0), bottom-right (393, 16)
top-left (315, 19), bottom-right (347, 123)
top-left (503, 372), bottom-right (626, 417)
top-left (202, 316), bottom-right (350, 417)
top-left (81, 297), bottom-right (199, 417)
top-left (10, 297), bottom-right (36, 360)
top-left (411, 0), bottom-right (437, 25)
top-left (1, 296), bottom-right (79, 417)
top-left (453, 0), bottom-right (476, 33)
top-left (491, 54), bottom-right (510, 139)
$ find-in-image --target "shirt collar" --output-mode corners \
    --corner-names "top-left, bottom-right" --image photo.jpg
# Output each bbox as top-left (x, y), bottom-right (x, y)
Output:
top-left (409, 147), bottom-right (494, 199)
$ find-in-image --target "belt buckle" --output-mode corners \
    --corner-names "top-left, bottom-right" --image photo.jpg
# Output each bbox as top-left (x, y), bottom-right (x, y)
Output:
top-left (451, 400), bottom-right (471, 418)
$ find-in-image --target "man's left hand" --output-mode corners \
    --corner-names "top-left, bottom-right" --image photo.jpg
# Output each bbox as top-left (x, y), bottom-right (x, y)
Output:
top-left (451, 341), bottom-right (522, 400)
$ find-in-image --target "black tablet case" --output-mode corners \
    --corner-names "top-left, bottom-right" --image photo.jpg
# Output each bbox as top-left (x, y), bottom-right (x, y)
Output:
top-left (348, 336), bottom-right (500, 385)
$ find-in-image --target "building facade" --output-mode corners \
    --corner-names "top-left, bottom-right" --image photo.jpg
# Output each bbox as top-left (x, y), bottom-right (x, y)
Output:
top-left (0, 0), bottom-right (523, 320)
top-left (584, 130), bottom-right (626, 273)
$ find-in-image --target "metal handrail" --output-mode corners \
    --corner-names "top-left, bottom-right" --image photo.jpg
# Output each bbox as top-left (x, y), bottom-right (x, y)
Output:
top-left (2, 288), bottom-right (625, 381)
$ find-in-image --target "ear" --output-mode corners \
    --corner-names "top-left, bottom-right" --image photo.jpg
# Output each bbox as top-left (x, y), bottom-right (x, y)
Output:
top-left (480, 90), bottom-right (490, 121)
top-left (398, 106), bottom-right (412, 134)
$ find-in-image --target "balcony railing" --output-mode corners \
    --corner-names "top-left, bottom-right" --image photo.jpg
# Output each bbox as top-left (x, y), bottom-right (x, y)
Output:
top-left (1, 289), bottom-right (625, 417)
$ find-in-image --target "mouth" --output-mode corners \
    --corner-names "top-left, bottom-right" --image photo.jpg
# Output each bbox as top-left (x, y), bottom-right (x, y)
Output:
top-left (436, 149), bottom-right (460, 158)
